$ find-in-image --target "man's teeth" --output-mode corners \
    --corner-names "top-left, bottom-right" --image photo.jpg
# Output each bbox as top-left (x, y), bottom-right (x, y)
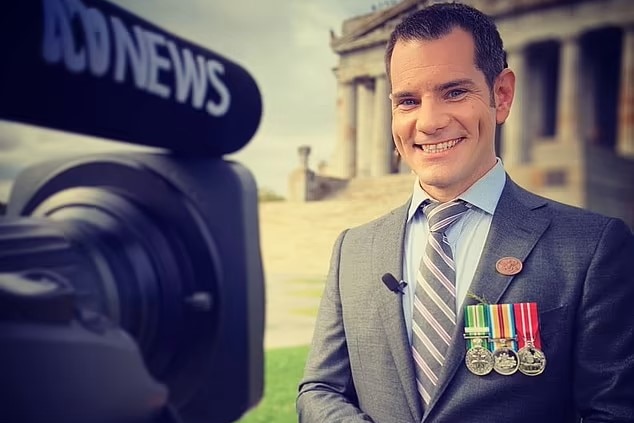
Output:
top-left (420, 138), bottom-right (461, 153)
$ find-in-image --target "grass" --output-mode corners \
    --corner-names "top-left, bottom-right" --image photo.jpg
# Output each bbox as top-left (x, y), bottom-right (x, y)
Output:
top-left (237, 345), bottom-right (310, 423)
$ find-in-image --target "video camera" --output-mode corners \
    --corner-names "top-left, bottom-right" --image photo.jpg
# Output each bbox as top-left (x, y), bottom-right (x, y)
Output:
top-left (0, 1), bottom-right (265, 422)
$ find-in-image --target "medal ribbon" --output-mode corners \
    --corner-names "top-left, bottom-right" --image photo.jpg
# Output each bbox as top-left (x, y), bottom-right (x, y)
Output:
top-left (487, 304), bottom-right (517, 350)
top-left (513, 302), bottom-right (542, 349)
top-left (464, 304), bottom-right (490, 350)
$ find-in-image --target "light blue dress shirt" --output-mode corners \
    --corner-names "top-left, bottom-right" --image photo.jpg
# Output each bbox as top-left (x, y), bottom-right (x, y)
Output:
top-left (402, 159), bottom-right (506, 343)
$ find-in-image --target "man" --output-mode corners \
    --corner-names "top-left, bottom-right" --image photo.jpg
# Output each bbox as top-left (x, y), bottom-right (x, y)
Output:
top-left (297, 2), bottom-right (634, 423)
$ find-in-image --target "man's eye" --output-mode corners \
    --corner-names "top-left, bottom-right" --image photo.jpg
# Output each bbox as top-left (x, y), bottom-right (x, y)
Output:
top-left (397, 99), bottom-right (417, 107)
top-left (447, 89), bottom-right (467, 99)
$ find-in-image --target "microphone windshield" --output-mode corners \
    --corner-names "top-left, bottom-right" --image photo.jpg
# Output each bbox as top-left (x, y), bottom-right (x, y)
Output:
top-left (0, 0), bottom-right (262, 156)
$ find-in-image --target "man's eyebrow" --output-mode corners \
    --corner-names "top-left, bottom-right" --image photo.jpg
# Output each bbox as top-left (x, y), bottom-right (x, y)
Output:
top-left (437, 79), bottom-right (477, 91)
top-left (390, 91), bottom-right (417, 101)
top-left (390, 79), bottom-right (478, 100)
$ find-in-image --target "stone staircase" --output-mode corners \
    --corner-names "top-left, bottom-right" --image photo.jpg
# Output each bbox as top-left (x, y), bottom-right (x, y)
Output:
top-left (326, 173), bottom-right (415, 202)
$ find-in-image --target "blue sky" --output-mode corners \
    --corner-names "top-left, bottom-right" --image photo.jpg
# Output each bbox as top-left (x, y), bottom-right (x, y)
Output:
top-left (0, 0), bottom-right (388, 200)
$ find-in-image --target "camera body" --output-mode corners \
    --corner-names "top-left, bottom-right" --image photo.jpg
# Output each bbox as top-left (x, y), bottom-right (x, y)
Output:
top-left (0, 1), bottom-right (265, 422)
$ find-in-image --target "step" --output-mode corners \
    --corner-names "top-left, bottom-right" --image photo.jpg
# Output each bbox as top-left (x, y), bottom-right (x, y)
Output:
top-left (327, 173), bottom-right (415, 201)
top-left (259, 195), bottom-right (411, 277)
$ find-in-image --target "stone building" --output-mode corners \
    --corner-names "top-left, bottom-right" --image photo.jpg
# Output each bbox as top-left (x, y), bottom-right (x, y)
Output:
top-left (290, 0), bottom-right (634, 228)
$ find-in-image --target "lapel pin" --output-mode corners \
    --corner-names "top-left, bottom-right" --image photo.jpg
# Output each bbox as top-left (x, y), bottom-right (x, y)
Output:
top-left (496, 257), bottom-right (523, 276)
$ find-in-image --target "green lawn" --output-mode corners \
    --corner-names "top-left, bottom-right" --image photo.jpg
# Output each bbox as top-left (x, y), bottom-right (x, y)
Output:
top-left (237, 345), bottom-right (310, 423)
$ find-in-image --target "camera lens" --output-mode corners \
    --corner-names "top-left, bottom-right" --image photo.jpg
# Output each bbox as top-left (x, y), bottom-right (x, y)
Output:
top-left (2, 153), bottom-right (264, 422)
top-left (0, 155), bottom-right (223, 404)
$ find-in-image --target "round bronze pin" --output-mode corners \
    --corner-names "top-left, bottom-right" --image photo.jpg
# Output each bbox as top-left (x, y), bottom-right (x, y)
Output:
top-left (496, 257), bottom-right (523, 276)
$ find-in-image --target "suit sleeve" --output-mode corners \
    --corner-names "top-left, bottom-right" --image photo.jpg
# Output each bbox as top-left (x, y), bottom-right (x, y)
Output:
top-left (575, 218), bottom-right (634, 422)
top-left (297, 230), bottom-right (374, 423)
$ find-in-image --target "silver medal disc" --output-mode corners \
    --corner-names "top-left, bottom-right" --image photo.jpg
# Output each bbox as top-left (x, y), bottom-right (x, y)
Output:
top-left (465, 345), bottom-right (494, 376)
top-left (518, 346), bottom-right (546, 376)
top-left (492, 347), bottom-right (519, 375)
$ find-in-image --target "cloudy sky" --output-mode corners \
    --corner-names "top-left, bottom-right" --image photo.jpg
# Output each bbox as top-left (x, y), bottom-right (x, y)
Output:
top-left (0, 0), bottom-right (390, 201)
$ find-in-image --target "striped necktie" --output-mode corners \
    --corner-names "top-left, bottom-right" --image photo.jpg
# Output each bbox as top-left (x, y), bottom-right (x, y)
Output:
top-left (412, 200), bottom-right (469, 408)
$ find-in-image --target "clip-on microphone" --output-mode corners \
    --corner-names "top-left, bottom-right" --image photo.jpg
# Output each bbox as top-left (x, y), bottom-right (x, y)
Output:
top-left (381, 273), bottom-right (407, 295)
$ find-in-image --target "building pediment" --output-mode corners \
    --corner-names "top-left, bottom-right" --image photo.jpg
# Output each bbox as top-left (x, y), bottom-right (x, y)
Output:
top-left (330, 0), bottom-right (420, 54)
top-left (330, 0), bottom-right (576, 54)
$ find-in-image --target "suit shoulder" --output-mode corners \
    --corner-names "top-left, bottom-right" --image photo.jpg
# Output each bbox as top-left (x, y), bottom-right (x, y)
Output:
top-left (513, 183), bottom-right (630, 234)
top-left (334, 201), bottom-right (409, 251)
top-left (347, 202), bottom-right (409, 234)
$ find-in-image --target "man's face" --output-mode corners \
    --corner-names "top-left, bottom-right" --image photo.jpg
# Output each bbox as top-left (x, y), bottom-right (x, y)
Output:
top-left (389, 28), bottom-right (513, 201)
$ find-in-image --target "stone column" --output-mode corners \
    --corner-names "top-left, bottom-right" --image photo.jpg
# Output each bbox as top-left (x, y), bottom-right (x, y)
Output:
top-left (557, 35), bottom-right (581, 144)
top-left (371, 75), bottom-right (392, 176)
top-left (356, 78), bottom-right (375, 177)
top-left (617, 26), bottom-right (634, 158)
top-left (337, 80), bottom-right (357, 178)
top-left (502, 47), bottom-right (527, 166)
top-left (288, 145), bottom-right (314, 202)
top-left (298, 145), bottom-right (311, 170)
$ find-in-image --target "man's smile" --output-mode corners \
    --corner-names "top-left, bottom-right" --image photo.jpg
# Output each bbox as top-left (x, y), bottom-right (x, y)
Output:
top-left (415, 137), bottom-right (465, 153)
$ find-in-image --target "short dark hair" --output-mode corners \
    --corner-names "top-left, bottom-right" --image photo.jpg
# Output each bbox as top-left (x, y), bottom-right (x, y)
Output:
top-left (385, 2), bottom-right (506, 91)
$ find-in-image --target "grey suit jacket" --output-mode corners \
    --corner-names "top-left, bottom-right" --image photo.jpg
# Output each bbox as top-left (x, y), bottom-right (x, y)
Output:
top-left (297, 177), bottom-right (634, 423)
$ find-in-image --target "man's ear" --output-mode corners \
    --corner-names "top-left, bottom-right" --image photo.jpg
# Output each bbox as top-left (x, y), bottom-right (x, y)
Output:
top-left (494, 69), bottom-right (515, 124)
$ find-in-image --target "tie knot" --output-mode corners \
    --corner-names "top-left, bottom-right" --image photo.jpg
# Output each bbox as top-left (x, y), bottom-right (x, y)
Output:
top-left (422, 200), bottom-right (469, 233)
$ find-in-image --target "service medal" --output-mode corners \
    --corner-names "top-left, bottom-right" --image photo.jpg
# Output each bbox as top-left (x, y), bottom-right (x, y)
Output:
top-left (488, 304), bottom-right (519, 375)
top-left (518, 344), bottom-right (547, 376)
top-left (465, 337), bottom-right (494, 375)
top-left (463, 304), bottom-right (493, 376)
top-left (514, 302), bottom-right (547, 376)
top-left (492, 344), bottom-right (520, 375)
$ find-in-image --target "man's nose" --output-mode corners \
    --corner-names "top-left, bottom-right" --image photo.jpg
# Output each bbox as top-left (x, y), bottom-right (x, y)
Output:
top-left (415, 99), bottom-right (450, 135)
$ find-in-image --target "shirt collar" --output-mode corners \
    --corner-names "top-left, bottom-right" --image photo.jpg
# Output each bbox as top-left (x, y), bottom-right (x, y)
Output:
top-left (407, 158), bottom-right (506, 222)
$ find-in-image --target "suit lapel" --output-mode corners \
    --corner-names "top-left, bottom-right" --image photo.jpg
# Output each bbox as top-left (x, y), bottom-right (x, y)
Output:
top-left (423, 178), bottom-right (552, 420)
top-left (373, 200), bottom-right (423, 423)
top-left (466, 180), bottom-right (550, 306)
